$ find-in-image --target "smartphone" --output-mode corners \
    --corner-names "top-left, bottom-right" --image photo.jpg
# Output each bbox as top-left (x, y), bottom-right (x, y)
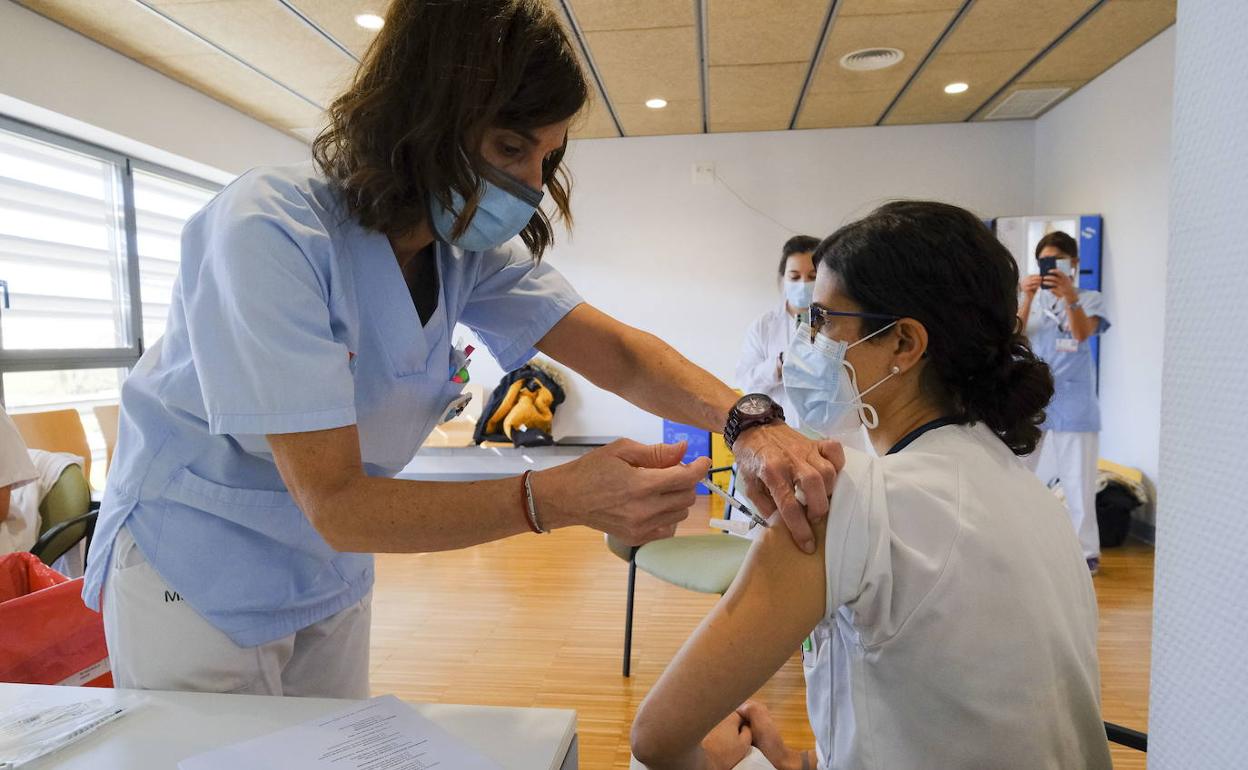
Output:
top-left (1036, 256), bottom-right (1058, 278)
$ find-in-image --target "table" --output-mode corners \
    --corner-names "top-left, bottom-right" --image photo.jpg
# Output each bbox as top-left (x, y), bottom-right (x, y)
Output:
top-left (1, 683), bottom-right (577, 770)
top-left (399, 441), bottom-right (614, 482)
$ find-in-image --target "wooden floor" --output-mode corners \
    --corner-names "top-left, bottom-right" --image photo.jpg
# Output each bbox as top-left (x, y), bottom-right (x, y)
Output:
top-left (370, 498), bottom-right (1153, 769)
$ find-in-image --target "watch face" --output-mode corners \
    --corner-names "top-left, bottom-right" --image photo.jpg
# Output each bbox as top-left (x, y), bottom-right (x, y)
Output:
top-left (738, 395), bottom-right (771, 416)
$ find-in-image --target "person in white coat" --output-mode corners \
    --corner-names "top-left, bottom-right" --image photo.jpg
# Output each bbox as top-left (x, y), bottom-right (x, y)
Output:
top-left (632, 201), bottom-right (1109, 770)
top-left (735, 236), bottom-right (821, 428)
top-left (0, 406), bottom-right (39, 554)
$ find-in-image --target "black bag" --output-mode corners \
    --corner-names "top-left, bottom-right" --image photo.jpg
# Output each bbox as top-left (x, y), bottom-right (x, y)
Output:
top-left (473, 364), bottom-right (567, 447)
top-left (1095, 481), bottom-right (1138, 548)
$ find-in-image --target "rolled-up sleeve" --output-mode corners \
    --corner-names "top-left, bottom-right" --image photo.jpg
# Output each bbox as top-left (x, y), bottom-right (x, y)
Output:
top-left (1079, 290), bottom-right (1111, 335)
top-left (459, 239), bottom-right (583, 372)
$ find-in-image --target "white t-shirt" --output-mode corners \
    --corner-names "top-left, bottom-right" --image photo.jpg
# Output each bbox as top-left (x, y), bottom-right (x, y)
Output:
top-left (803, 422), bottom-right (1110, 769)
top-left (0, 408), bottom-right (39, 553)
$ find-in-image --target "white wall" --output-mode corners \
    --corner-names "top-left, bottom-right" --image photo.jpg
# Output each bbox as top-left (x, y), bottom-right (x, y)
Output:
top-left (0, 1), bottom-right (308, 180)
top-left (1033, 28), bottom-right (1175, 507)
top-left (467, 121), bottom-right (1036, 442)
top-left (1151, 1), bottom-right (1248, 764)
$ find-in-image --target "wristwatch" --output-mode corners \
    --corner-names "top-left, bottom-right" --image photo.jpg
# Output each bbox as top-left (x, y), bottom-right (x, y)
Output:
top-left (724, 393), bottom-right (785, 450)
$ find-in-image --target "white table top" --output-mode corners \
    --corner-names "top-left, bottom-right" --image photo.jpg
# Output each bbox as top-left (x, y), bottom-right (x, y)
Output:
top-left (399, 443), bottom-right (596, 481)
top-left (1, 683), bottom-right (576, 770)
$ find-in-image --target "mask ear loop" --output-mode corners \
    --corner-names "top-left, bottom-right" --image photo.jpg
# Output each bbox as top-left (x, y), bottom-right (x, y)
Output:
top-left (844, 362), bottom-right (901, 429)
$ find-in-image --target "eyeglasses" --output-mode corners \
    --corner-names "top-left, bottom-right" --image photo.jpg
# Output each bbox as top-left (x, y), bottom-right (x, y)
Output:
top-left (806, 303), bottom-right (901, 343)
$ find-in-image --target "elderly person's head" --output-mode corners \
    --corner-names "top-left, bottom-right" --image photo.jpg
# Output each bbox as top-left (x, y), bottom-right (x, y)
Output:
top-left (795, 200), bottom-right (1054, 455)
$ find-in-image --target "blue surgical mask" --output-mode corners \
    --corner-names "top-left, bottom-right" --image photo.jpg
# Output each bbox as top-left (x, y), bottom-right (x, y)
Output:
top-left (782, 321), bottom-right (898, 437)
top-left (429, 171), bottom-right (544, 252)
top-left (784, 279), bottom-right (815, 309)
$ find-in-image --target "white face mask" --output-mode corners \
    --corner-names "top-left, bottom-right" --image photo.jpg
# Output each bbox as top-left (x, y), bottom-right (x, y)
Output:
top-left (782, 321), bottom-right (898, 437)
top-left (783, 279), bottom-right (815, 309)
top-left (1055, 258), bottom-right (1077, 279)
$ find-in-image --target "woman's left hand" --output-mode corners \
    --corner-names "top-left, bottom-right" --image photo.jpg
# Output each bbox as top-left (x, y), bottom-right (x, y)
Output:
top-left (731, 423), bottom-right (845, 554)
top-left (1042, 268), bottom-right (1079, 303)
top-left (701, 712), bottom-right (754, 770)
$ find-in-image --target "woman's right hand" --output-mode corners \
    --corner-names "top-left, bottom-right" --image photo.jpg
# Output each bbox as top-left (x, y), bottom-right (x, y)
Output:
top-left (534, 439), bottom-right (710, 544)
top-left (1020, 275), bottom-right (1044, 296)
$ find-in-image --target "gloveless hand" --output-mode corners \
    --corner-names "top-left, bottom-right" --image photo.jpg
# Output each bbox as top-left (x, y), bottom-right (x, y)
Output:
top-left (535, 439), bottom-right (709, 545)
top-left (1041, 268), bottom-right (1079, 303)
top-left (731, 423), bottom-right (844, 554)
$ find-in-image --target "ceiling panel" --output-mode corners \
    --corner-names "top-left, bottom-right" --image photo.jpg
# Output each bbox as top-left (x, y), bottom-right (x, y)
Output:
top-left (147, 0), bottom-right (356, 107)
top-left (883, 0), bottom-right (1097, 125)
top-left (578, 20), bottom-right (702, 136)
top-left (12, 0), bottom-right (1178, 142)
top-left (15, 0), bottom-right (325, 138)
top-left (976, 0), bottom-right (1176, 119)
top-left (286, 0), bottom-right (385, 60)
top-left (566, 0), bottom-right (693, 31)
top-left (797, 1), bottom-right (962, 129)
top-left (706, 0), bottom-right (828, 133)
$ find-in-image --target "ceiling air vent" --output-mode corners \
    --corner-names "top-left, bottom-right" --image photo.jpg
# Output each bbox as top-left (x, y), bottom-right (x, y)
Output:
top-left (984, 88), bottom-right (1071, 120)
top-left (839, 48), bottom-right (905, 72)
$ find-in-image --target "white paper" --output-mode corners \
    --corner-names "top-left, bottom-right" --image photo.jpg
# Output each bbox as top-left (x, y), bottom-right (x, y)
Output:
top-left (178, 695), bottom-right (503, 770)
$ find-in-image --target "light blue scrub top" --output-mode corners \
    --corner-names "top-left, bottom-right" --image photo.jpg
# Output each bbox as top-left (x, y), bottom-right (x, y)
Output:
top-left (1024, 288), bottom-right (1111, 433)
top-left (82, 162), bottom-right (583, 646)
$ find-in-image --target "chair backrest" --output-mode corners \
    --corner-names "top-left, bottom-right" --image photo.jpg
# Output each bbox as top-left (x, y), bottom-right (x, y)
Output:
top-left (34, 463), bottom-right (93, 567)
top-left (10, 409), bottom-right (91, 483)
top-left (93, 404), bottom-right (120, 473)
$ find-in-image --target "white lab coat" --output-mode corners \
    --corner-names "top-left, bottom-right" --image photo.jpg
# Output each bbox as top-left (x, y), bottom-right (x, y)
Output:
top-left (802, 422), bottom-right (1110, 769)
top-left (0, 409), bottom-right (39, 554)
top-left (735, 303), bottom-right (801, 428)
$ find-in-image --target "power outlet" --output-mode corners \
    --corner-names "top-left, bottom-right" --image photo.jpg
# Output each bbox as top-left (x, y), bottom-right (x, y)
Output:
top-left (692, 161), bottom-right (715, 185)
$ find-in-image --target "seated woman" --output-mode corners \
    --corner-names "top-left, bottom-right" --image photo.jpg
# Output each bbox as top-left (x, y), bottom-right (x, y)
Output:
top-left (631, 201), bottom-right (1111, 770)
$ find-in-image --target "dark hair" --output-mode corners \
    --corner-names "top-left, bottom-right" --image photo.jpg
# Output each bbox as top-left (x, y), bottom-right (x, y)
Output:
top-left (313, 0), bottom-right (589, 257)
top-left (815, 201), bottom-right (1054, 455)
top-left (777, 235), bottom-right (821, 276)
top-left (1035, 231), bottom-right (1078, 261)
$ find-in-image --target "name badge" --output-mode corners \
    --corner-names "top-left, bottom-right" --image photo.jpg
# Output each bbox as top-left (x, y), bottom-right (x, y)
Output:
top-left (439, 392), bottom-right (473, 423)
top-left (1056, 337), bottom-right (1079, 353)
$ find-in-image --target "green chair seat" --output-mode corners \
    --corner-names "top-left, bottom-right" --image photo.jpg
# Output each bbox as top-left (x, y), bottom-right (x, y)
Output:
top-left (634, 535), bottom-right (752, 594)
top-left (33, 464), bottom-right (92, 567)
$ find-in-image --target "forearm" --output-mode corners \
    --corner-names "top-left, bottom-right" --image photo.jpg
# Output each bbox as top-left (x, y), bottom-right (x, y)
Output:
top-left (1065, 303), bottom-right (1096, 341)
top-left (0, 486), bottom-right (10, 523)
top-left (306, 467), bottom-right (589, 553)
top-left (538, 305), bottom-right (737, 434)
top-left (612, 328), bottom-right (738, 433)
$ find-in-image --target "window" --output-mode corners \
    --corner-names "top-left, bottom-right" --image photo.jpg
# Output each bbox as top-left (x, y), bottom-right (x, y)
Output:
top-left (0, 115), bottom-right (220, 483)
top-left (133, 169), bottom-right (215, 343)
top-left (0, 128), bottom-right (131, 350)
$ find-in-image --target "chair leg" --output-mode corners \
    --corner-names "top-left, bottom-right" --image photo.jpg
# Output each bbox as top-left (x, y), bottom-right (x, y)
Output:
top-left (623, 557), bottom-right (637, 678)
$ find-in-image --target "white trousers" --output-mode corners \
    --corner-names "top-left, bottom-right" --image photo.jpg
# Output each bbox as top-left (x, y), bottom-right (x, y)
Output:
top-left (1026, 431), bottom-right (1101, 559)
top-left (102, 526), bottom-right (371, 698)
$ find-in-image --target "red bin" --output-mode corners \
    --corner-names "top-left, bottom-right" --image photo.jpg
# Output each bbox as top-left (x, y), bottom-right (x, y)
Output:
top-left (0, 552), bottom-right (112, 687)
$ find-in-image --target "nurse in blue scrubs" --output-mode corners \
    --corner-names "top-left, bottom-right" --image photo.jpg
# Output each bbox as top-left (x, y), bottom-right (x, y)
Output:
top-left (1019, 231), bottom-right (1111, 574)
top-left (83, 0), bottom-right (843, 697)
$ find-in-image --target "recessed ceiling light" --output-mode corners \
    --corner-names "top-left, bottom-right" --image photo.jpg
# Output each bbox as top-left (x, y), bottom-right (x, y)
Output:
top-left (355, 13), bottom-right (384, 30)
top-left (944, 82), bottom-right (969, 94)
top-left (645, 98), bottom-right (668, 109)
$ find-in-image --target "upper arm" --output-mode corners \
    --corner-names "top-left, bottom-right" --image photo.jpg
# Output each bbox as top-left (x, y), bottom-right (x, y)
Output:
top-left (631, 518), bottom-right (828, 762)
top-left (267, 426), bottom-right (365, 545)
top-left (0, 486), bottom-right (10, 523)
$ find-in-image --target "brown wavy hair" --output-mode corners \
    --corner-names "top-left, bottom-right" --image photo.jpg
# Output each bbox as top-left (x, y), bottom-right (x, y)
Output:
top-left (313, 0), bottom-right (588, 257)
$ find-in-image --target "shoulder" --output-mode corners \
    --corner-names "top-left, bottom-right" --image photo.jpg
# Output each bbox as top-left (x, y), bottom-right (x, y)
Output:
top-left (195, 163), bottom-right (340, 238)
